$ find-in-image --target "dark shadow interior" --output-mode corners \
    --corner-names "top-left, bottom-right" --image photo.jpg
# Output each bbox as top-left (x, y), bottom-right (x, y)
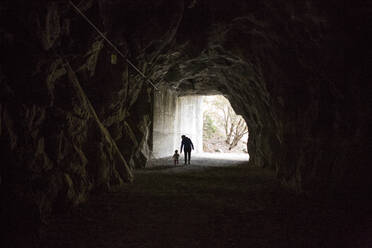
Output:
top-left (0, 0), bottom-right (370, 247)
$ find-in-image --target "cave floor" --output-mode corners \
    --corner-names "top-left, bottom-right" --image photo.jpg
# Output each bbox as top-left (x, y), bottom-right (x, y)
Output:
top-left (40, 157), bottom-right (368, 248)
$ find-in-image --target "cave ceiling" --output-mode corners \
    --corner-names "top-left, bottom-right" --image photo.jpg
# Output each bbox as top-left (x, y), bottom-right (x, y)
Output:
top-left (1, 0), bottom-right (368, 201)
top-left (91, 0), bottom-right (286, 96)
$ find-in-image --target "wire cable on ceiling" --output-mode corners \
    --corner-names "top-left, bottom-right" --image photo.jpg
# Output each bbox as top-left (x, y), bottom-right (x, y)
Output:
top-left (69, 1), bottom-right (159, 90)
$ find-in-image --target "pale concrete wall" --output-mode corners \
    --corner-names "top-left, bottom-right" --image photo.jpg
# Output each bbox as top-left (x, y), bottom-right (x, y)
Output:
top-left (174, 96), bottom-right (203, 153)
top-left (152, 89), bottom-right (178, 158)
top-left (152, 89), bottom-right (203, 158)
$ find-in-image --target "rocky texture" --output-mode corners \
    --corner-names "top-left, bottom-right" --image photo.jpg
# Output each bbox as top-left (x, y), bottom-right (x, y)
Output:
top-left (152, 0), bottom-right (371, 195)
top-left (0, 0), bottom-right (370, 246)
top-left (0, 0), bottom-right (184, 245)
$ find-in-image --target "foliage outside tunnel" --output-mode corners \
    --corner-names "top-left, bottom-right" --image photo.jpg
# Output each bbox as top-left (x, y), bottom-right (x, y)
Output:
top-left (203, 95), bottom-right (249, 154)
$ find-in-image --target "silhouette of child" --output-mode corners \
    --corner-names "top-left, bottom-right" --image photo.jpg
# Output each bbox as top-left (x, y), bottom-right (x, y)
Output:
top-left (172, 150), bottom-right (180, 165)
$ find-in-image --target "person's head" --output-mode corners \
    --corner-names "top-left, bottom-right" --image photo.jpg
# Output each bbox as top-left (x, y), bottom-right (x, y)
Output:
top-left (175, 150), bottom-right (178, 154)
top-left (181, 135), bottom-right (185, 139)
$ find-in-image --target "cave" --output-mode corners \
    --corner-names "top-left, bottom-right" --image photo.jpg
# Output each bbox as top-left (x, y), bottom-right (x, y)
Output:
top-left (153, 89), bottom-right (203, 158)
top-left (0, 0), bottom-right (370, 247)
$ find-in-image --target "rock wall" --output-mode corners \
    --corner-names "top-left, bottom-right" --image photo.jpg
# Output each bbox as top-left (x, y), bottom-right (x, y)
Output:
top-left (0, 0), bottom-right (185, 245)
top-left (152, 88), bottom-right (203, 158)
top-left (0, 0), bottom-right (370, 245)
top-left (152, 0), bottom-right (370, 196)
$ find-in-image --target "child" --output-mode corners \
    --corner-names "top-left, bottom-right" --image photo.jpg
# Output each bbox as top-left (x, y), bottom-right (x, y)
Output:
top-left (172, 150), bottom-right (180, 165)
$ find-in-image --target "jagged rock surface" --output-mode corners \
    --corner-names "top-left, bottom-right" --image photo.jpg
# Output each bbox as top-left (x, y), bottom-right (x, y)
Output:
top-left (0, 1), bottom-right (184, 244)
top-left (0, 0), bottom-right (370, 246)
top-left (153, 0), bottom-right (370, 194)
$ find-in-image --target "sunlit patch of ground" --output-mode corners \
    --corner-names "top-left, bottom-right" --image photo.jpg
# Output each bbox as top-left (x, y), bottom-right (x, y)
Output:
top-left (196, 152), bottom-right (249, 161)
top-left (149, 152), bottom-right (249, 169)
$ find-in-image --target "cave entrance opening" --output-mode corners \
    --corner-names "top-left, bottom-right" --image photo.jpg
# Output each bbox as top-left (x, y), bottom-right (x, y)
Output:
top-left (152, 90), bottom-right (249, 162)
top-left (152, 90), bottom-right (203, 159)
top-left (202, 95), bottom-right (249, 155)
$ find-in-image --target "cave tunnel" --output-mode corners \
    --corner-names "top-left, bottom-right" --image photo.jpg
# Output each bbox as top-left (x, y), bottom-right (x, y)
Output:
top-left (0, 0), bottom-right (371, 247)
top-left (152, 90), bottom-right (250, 159)
top-left (152, 90), bottom-right (204, 158)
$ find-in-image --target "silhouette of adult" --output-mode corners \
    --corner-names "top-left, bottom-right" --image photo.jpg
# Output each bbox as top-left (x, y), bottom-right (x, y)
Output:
top-left (180, 135), bottom-right (194, 165)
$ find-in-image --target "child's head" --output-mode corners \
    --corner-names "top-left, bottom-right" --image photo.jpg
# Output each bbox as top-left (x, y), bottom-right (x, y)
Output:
top-left (174, 150), bottom-right (178, 154)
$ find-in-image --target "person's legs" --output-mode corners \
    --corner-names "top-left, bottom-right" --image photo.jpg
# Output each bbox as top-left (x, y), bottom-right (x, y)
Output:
top-left (188, 151), bottom-right (191, 164)
top-left (185, 148), bottom-right (191, 165)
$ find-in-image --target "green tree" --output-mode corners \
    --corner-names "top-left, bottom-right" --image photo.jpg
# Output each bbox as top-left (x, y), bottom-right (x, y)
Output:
top-left (203, 113), bottom-right (217, 138)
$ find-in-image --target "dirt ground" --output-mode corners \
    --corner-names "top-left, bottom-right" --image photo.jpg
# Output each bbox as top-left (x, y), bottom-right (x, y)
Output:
top-left (40, 155), bottom-right (371, 248)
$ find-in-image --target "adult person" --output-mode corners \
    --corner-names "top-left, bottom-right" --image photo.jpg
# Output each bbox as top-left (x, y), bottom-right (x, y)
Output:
top-left (180, 135), bottom-right (194, 165)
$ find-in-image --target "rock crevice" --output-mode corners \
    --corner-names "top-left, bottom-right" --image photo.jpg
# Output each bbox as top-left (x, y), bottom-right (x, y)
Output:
top-left (0, 0), bottom-right (370, 245)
